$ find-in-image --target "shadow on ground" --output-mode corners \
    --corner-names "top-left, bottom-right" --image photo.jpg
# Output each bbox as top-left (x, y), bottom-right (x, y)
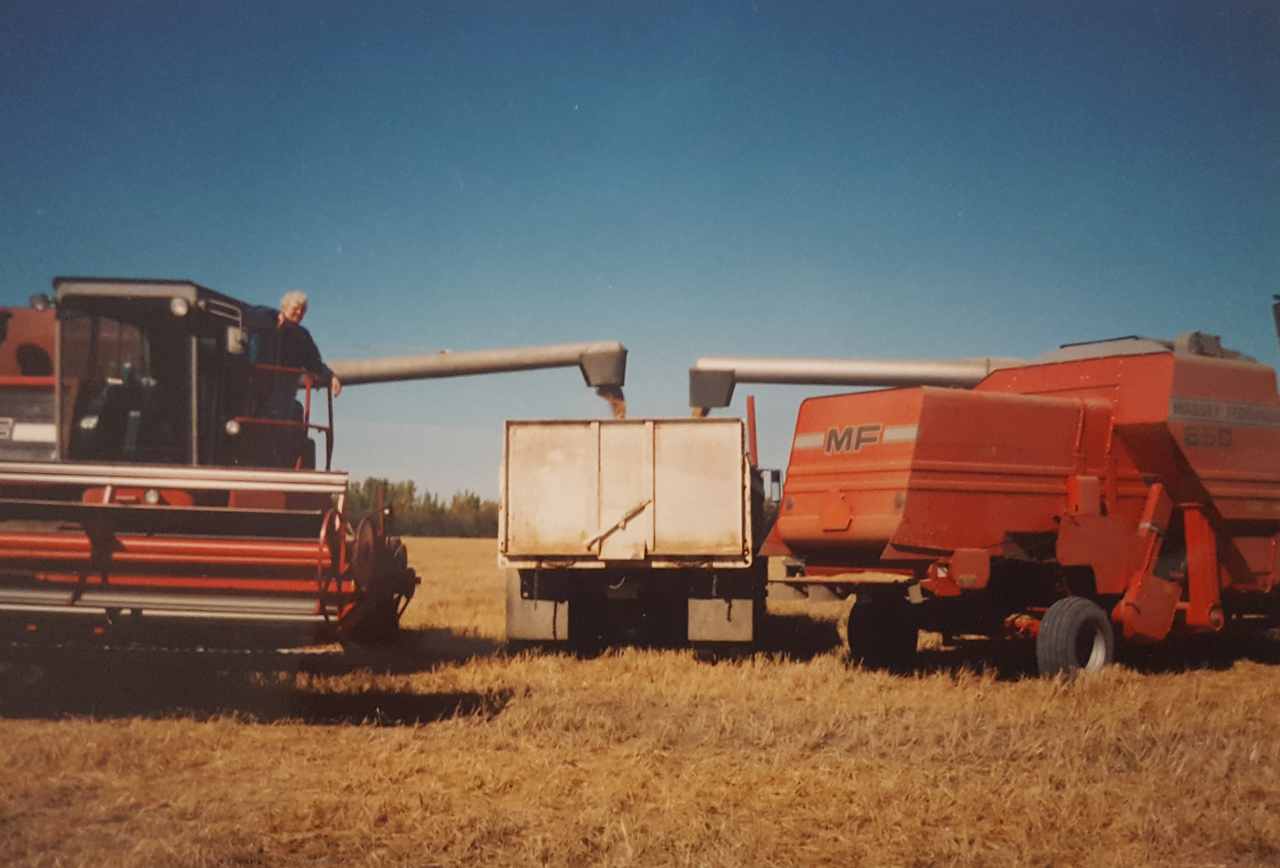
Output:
top-left (6, 614), bottom-right (1275, 722)
top-left (325, 626), bottom-right (504, 674)
top-left (755, 612), bottom-right (843, 660)
top-left (496, 608), bottom-right (847, 663)
top-left (901, 630), bottom-right (1280, 681)
top-left (761, 603), bottom-right (1280, 680)
top-left (0, 643), bottom-right (511, 725)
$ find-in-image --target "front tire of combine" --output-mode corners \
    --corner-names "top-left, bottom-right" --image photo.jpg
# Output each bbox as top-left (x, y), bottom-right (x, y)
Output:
top-left (845, 588), bottom-right (918, 672)
top-left (1037, 596), bottom-right (1114, 677)
top-left (339, 525), bottom-right (417, 647)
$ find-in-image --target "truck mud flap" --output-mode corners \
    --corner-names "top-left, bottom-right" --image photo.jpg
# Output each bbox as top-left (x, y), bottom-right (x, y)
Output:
top-left (505, 570), bottom-right (567, 641)
top-left (687, 598), bottom-right (754, 643)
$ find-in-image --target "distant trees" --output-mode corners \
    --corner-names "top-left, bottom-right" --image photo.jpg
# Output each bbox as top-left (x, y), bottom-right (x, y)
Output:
top-left (345, 477), bottom-right (499, 537)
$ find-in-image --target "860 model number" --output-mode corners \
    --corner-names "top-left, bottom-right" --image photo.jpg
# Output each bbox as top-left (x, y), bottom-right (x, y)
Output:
top-left (1184, 426), bottom-right (1233, 448)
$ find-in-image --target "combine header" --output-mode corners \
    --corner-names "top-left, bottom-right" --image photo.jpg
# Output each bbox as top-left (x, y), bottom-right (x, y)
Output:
top-left (691, 315), bottom-right (1280, 674)
top-left (0, 277), bottom-right (626, 645)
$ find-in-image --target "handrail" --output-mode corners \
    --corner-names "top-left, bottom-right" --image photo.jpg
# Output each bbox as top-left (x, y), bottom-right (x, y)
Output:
top-left (0, 375), bottom-right (56, 387)
top-left (233, 364), bottom-right (336, 470)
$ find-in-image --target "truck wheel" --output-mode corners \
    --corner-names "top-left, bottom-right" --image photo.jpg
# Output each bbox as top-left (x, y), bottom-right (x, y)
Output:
top-left (846, 589), bottom-right (918, 672)
top-left (1037, 596), bottom-right (1114, 677)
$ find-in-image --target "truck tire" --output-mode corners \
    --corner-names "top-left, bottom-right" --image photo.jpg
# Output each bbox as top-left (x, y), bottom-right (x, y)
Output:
top-left (1037, 596), bottom-right (1114, 677)
top-left (846, 589), bottom-right (918, 672)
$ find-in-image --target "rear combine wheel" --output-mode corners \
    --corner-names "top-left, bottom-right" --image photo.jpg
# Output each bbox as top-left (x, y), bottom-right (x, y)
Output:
top-left (1036, 596), bottom-right (1114, 677)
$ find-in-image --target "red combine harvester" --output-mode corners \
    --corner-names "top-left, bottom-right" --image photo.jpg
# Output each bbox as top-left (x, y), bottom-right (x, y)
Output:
top-left (0, 277), bottom-right (626, 646)
top-left (691, 313), bottom-right (1280, 674)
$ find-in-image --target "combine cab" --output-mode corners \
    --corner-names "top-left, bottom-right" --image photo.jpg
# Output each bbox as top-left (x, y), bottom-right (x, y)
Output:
top-left (0, 277), bottom-right (627, 646)
top-left (692, 318), bottom-right (1280, 674)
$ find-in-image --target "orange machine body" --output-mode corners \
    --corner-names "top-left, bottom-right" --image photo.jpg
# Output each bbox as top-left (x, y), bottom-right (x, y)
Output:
top-left (0, 308), bottom-right (56, 377)
top-left (766, 345), bottom-right (1280, 643)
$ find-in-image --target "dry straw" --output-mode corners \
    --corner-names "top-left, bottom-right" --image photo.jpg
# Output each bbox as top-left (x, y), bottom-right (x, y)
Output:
top-left (2, 538), bottom-right (1278, 866)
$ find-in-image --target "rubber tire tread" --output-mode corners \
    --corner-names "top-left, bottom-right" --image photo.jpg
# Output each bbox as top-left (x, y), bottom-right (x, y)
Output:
top-left (1037, 596), bottom-right (1115, 677)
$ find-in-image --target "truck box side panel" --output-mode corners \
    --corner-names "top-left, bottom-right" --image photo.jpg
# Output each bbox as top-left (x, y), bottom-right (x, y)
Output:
top-left (501, 419), bottom-right (749, 564)
top-left (597, 422), bottom-right (654, 560)
top-left (503, 422), bottom-right (598, 556)
top-left (652, 421), bottom-right (746, 557)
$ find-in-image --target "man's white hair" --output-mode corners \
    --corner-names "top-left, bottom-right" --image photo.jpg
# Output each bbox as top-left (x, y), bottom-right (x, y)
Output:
top-left (280, 290), bottom-right (309, 310)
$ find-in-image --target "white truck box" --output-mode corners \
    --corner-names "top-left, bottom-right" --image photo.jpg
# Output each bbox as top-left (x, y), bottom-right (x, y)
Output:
top-left (500, 418), bottom-right (760, 644)
top-left (500, 418), bottom-right (752, 568)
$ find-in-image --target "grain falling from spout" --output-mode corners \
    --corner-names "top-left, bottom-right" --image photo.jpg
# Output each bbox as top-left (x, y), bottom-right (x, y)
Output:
top-left (596, 385), bottom-right (626, 419)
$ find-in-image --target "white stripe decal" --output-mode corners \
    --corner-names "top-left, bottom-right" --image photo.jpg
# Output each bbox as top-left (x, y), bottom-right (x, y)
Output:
top-left (793, 432), bottom-right (825, 450)
top-left (882, 424), bottom-right (918, 443)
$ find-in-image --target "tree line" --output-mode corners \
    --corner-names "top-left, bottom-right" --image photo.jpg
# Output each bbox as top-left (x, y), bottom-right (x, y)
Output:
top-left (346, 477), bottom-right (499, 537)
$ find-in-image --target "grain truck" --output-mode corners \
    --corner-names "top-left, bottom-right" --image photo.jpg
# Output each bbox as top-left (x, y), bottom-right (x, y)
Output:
top-left (501, 416), bottom-right (770, 650)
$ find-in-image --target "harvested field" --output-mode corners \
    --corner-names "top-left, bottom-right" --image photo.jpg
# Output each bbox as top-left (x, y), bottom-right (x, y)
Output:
top-left (2, 537), bottom-right (1280, 867)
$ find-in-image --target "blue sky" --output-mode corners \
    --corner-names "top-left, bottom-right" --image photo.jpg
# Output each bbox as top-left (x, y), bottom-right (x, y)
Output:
top-left (3, 1), bottom-right (1277, 497)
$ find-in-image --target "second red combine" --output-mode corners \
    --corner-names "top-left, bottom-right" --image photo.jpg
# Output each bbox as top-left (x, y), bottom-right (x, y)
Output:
top-left (692, 314), bottom-right (1280, 674)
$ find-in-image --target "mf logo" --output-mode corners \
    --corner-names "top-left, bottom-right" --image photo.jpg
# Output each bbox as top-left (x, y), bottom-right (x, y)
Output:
top-left (825, 424), bottom-right (882, 454)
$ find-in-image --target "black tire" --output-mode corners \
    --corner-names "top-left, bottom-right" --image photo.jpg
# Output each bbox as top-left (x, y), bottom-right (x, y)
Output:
top-left (846, 588), bottom-right (918, 672)
top-left (1037, 596), bottom-right (1114, 677)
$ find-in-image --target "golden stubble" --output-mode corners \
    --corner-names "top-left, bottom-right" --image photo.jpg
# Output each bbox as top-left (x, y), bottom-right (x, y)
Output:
top-left (1, 537), bottom-right (1278, 867)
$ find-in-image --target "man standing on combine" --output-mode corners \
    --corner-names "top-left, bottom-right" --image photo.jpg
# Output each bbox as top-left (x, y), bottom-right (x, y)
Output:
top-left (276, 291), bottom-right (342, 398)
top-left (246, 291), bottom-right (341, 467)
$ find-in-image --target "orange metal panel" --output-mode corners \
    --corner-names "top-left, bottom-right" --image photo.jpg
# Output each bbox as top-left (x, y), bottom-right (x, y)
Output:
top-left (0, 531), bottom-right (329, 572)
top-left (33, 572), bottom-right (348, 594)
top-left (982, 352), bottom-right (1280, 521)
top-left (1183, 505), bottom-right (1224, 631)
top-left (0, 308), bottom-right (56, 377)
top-left (775, 387), bottom-right (1085, 562)
top-left (1113, 484), bottom-right (1180, 643)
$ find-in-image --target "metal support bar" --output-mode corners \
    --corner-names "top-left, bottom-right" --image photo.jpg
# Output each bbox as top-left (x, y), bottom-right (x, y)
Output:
top-left (1113, 484), bottom-right (1180, 643)
top-left (1183, 505), bottom-right (1225, 631)
top-left (0, 461), bottom-right (348, 493)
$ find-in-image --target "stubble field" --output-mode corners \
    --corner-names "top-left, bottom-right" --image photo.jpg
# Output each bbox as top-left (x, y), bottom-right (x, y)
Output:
top-left (2, 537), bottom-right (1280, 867)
